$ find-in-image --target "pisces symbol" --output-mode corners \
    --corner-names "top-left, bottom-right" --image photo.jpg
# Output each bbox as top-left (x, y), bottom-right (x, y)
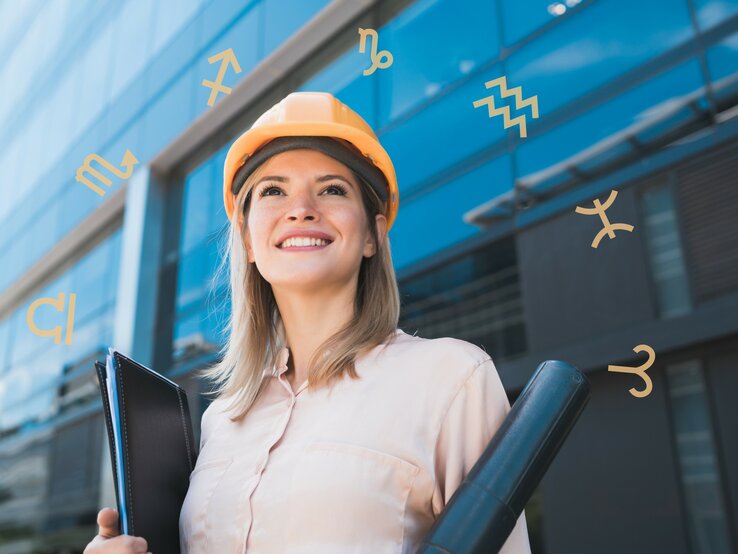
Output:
top-left (575, 190), bottom-right (634, 248)
top-left (608, 344), bottom-right (655, 398)
top-left (358, 28), bottom-right (393, 76)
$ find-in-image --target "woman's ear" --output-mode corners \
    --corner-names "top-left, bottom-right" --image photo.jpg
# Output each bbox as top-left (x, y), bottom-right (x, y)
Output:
top-left (376, 214), bottom-right (388, 247)
top-left (238, 214), bottom-right (255, 264)
top-left (243, 226), bottom-right (255, 264)
top-left (365, 214), bottom-right (388, 257)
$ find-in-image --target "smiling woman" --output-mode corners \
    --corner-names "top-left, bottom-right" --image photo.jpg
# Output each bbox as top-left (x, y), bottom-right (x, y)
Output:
top-left (173, 92), bottom-right (532, 553)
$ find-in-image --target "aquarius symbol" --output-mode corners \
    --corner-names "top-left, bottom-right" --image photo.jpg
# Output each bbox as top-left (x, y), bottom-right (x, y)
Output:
top-left (26, 292), bottom-right (77, 345)
top-left (575, 190), bottom-right (635, 248)
top-left (202, 47), bottom-right (242, 106)
top-left (608, 344), bottom-right (655, 398)
top-left (473, 76), bottom-right (539, 138)
top-left (358, 28), bottom-right (393, 76)
top-left (75, 149), bottom-right (139, 196)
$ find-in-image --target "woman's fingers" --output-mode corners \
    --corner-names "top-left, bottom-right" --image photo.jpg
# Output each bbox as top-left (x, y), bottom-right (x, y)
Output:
top-left (96, 507), bottom-right (120, 538)
top-left (84, 509), bottom-right (149, 554)
top-left (84, 535), bottom-right (148, 553)
top-left (85, 534), bottom-right (149, 553)
top-left (112, 534), bottom-right (149, 553)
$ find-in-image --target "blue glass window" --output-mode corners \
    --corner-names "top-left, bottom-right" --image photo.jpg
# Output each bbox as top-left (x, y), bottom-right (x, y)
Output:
top-left (641, 182), bottom-right (691, 318)
top-left (666, 360), bottom-right (733, 553)
top-left (705, 30), bottom-right (738, 108)
top-left (193, 3), bottom-right (261, 115)
top-left (391, 154), bottom-right (512, 269)
top-left (507, 0), bottom-right (694, 117)
top-left (380, 66), bottom-right (507, 193)
top-left (500, 0), bottom-right (587, 47)
top-left (181, 160), bottom-right (214, 255)
top-left (515, 59), bottom-right (705, 181)
top-left (108, 0), bottom-right (155, 103)
top-left (174, 143), bottom-right (231, 358)
top-left (692, 0), bottom-right (738, 32)
top-left (377, 0), bottom-right (500, 126)
top-left (298, 44), bottom-right (377, 127)
top-left (139, 66), bottom-right (196, 161)
top-left (1, 228), bottom-right (120, 434)
top-left (263, 0), bottom-right (331, 56)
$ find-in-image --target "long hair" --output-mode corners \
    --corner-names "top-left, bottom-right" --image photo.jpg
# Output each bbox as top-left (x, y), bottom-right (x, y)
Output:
top-left (197, 147), bottom-right (401, 422)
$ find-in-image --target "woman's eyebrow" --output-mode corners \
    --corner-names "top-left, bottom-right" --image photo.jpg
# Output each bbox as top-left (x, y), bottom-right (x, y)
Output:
top-left (255, 174), bottom-right (354, 187)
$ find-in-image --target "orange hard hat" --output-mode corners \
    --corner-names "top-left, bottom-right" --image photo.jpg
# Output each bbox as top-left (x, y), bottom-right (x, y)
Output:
top-left (222, 92), bottom-right (399, 230)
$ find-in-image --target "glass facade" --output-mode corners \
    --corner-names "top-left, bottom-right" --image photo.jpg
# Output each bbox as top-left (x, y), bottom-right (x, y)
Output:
top-left (172, 145), bottom-right (231, 364)
top-left (666, 359), bottom-right (733, 553)
top-left (1, 0), bottom-right (737, 551)
top-left (0, 229), bottom-right (121, 549)
top-left (641, 181), bottom-right (692, 318)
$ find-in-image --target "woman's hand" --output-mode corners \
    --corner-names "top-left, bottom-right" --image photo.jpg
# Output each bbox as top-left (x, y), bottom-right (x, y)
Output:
top-left (83, 508), bottom-right (151, 554)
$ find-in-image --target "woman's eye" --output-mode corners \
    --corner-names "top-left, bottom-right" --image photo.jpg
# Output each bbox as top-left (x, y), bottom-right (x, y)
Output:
top-left (258, 183), bottom-right (348, 197)
top-left (259, 184), bottom-right (281, 197)
top-left (324, 183), bottom-right (348, 195)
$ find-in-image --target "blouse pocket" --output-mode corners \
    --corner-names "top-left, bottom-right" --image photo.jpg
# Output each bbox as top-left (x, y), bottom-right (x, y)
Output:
top-left (180, 456), bottom-right (233, 553)
top-left (284, 441), bottom-right (420, 554)
top-left (188, 456), bottom-right (233, 482)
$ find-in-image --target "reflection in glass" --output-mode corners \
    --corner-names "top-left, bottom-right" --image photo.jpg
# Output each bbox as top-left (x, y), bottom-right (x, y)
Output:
top-left (174, 144), bottom-right (232, 363)
top-left (0, 228), bottom-right (120, 435)
top-left (666, 360), bottom-right (733, 553)
top-left (399, 238), bottom-right (526, 359)
top-left (376, 0), bottom-right (500, 125)
top-left (692, 0), bottom-right (738, 32)
top-left (705, 30), bottom-right (738, 109)
top-left (508, 0), bottom-right (694, 116)
top-left (641, 183), bottom-right (691, 318)
top-left (515, 60), bottom-right (705, 183)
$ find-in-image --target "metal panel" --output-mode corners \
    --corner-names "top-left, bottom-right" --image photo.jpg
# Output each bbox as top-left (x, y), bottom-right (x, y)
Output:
top-left (676, 141), bottom-right (738, 302)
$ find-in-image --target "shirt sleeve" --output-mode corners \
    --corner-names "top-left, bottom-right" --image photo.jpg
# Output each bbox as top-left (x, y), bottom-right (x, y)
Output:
top-left (198, 398), bottom-right (219, 452)
top-left (431, 357), bottom-right (532, 554)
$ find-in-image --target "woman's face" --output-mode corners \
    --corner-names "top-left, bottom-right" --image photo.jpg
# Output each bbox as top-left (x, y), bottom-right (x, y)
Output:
top-left (243, 149), bottom-right (387, 293)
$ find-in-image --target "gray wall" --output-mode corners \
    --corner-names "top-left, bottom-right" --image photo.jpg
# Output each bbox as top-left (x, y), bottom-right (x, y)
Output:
top-left (539, 367), bottom-right (688, 553)
top-left (705, 340), bottom-right (738, 541)
top-left (516, 185), bottom-right (654, 354)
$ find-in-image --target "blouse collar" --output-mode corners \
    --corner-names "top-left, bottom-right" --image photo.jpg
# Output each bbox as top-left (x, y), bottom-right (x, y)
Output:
top-left (262, 329), bottom-right (404, 379)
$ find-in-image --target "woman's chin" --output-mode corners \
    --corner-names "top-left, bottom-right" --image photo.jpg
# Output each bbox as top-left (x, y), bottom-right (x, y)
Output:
top-left (269, 271), bottom-right (346, 291)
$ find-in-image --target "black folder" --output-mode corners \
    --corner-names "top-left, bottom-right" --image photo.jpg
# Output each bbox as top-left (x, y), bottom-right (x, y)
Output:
top-left (95, 348), bottom-right (198, 554)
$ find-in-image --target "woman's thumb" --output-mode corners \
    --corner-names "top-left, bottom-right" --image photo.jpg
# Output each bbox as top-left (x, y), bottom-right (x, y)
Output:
top-left (97, 507), bottom-right (119, 537)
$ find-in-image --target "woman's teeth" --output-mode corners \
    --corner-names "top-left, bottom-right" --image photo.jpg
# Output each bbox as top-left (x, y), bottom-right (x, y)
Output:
top-left (280, 237), bottom-right (331, 248)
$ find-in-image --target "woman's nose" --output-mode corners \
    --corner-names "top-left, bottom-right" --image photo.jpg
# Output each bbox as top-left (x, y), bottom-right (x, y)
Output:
top-left (286, 190), bottom-right (320, 220)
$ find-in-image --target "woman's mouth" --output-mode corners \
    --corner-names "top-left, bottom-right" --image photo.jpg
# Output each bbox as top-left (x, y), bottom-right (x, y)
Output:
top-left (277, 238), bottom-right (333, 251)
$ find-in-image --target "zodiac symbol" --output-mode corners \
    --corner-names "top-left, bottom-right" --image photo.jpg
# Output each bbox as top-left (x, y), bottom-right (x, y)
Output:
top-left (574, 190), bottom-right (635, 248)
top-left (202, 47), bottom-right (242, 107)
top-left (358, 28), bottom-right (393, 76)
top-left (26, 292), bottom-right (77, 345)
top-left (75, 149), bottom-right (139, 196)
top-left (608, 344), bottom-right (655, 398)
top-left (473, 76), bottom-right (539, 138)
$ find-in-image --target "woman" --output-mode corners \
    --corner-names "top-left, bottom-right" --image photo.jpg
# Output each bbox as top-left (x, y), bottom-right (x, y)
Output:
top-left (85, 92), bottom-right (531, 553)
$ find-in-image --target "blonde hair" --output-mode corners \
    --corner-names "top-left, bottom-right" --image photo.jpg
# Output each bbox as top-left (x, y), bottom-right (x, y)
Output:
top-left (197, 150), bottom-right (401, 422)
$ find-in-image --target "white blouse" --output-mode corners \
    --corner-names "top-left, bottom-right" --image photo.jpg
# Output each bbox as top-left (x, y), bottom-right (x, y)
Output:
top-left (179, 328), bottom-right (531, 553)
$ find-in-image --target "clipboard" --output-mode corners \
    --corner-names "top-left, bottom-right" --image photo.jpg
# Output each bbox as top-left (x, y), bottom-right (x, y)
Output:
top-left (95, 348), bottom-right (197, 553)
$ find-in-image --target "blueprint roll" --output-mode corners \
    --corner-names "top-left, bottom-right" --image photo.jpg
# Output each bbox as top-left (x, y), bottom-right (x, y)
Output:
top-left (416, 360), bottom-right (590, 554)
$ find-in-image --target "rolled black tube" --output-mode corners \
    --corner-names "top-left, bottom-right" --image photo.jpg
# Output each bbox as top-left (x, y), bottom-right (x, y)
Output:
top-left (415, 359), bottom-right (590, 554)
